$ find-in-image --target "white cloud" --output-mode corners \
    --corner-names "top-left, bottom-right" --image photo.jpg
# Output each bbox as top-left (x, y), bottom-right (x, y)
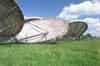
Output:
top-left (82, 18), bottom-right (100, 36)
top-left (58, 14), bottom-right (79, 20)
top-left (57, 0), bottom-right (100, 37)
top-left (92, 0), bottom-right (100, 2)
top-left (58, 0), bottom-right (100, 20)
top-left (82, 18), bottom-right (100, 26)
top-left (96, 23), bottom-right (100, 37)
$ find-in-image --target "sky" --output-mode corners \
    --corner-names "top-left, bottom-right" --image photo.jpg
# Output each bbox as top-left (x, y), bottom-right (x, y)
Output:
top-left (17, 0), bottom-right (87, 17)
top-left (17, 0), bottom-right (100, 37)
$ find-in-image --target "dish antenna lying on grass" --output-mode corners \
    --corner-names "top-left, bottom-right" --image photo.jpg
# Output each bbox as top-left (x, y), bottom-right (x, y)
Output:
top-left (66, 21), bottom-right (88, 40)
top-left (16, 19), bottom-right (88, 43)
top-left (0, 0), bottom-right (88, 43)
top-left (0, 0), bottom-right (24, 42)
top-left (16, 18), bottom-right (69, 43)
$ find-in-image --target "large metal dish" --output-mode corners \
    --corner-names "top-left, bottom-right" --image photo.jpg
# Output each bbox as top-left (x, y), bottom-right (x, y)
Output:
top-left (67, 21), bottom-right (88, 39)
top-left (0, 0), bottom-right (24, 37)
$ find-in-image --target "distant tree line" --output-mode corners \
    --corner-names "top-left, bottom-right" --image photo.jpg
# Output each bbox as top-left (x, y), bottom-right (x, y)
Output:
top-left (80, 33), bottom-right (96, 40)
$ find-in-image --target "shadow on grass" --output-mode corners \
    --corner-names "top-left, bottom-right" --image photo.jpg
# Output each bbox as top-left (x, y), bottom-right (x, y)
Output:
top-left (0, 41), bottom-right (58, 45)
top-left (0, 39), bottom-right (91, 45)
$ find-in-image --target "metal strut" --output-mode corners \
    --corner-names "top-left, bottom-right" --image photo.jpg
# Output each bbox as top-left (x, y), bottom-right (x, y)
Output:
top-left (18, 22), bottom-right (48, 41)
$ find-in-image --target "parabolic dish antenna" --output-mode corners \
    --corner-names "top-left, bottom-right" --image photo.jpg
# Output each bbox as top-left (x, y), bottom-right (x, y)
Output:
top-left (67, 21), bottom-right (88, 39)
top-left (0, 0), bottom-right (24, 37)
top-left (16, 18), bottom-right (69, 43)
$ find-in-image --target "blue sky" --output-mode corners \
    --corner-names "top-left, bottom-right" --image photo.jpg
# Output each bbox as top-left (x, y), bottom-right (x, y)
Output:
top-left (17, 0), bottom-right (86, 17)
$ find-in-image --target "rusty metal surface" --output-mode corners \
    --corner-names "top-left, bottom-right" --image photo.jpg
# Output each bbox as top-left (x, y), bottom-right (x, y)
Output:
top-left (0, 0), bottom-right (24, 37)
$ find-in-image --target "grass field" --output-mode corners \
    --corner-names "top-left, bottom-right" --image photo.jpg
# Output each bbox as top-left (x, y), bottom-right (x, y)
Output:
top-left (0, 40), bottom-right (100, 66)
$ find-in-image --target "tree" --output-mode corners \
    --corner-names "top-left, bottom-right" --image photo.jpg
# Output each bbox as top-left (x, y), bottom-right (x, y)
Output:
top-left (80, 33), bottom-right (93, 40)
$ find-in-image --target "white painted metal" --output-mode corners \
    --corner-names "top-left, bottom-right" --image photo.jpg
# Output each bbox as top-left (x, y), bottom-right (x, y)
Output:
top-left (16, 18), bottom-right (69, 43)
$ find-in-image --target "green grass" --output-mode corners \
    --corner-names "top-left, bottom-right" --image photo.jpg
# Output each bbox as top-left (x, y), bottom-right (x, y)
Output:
top-left (0, 40), bottom-right (100, 66)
